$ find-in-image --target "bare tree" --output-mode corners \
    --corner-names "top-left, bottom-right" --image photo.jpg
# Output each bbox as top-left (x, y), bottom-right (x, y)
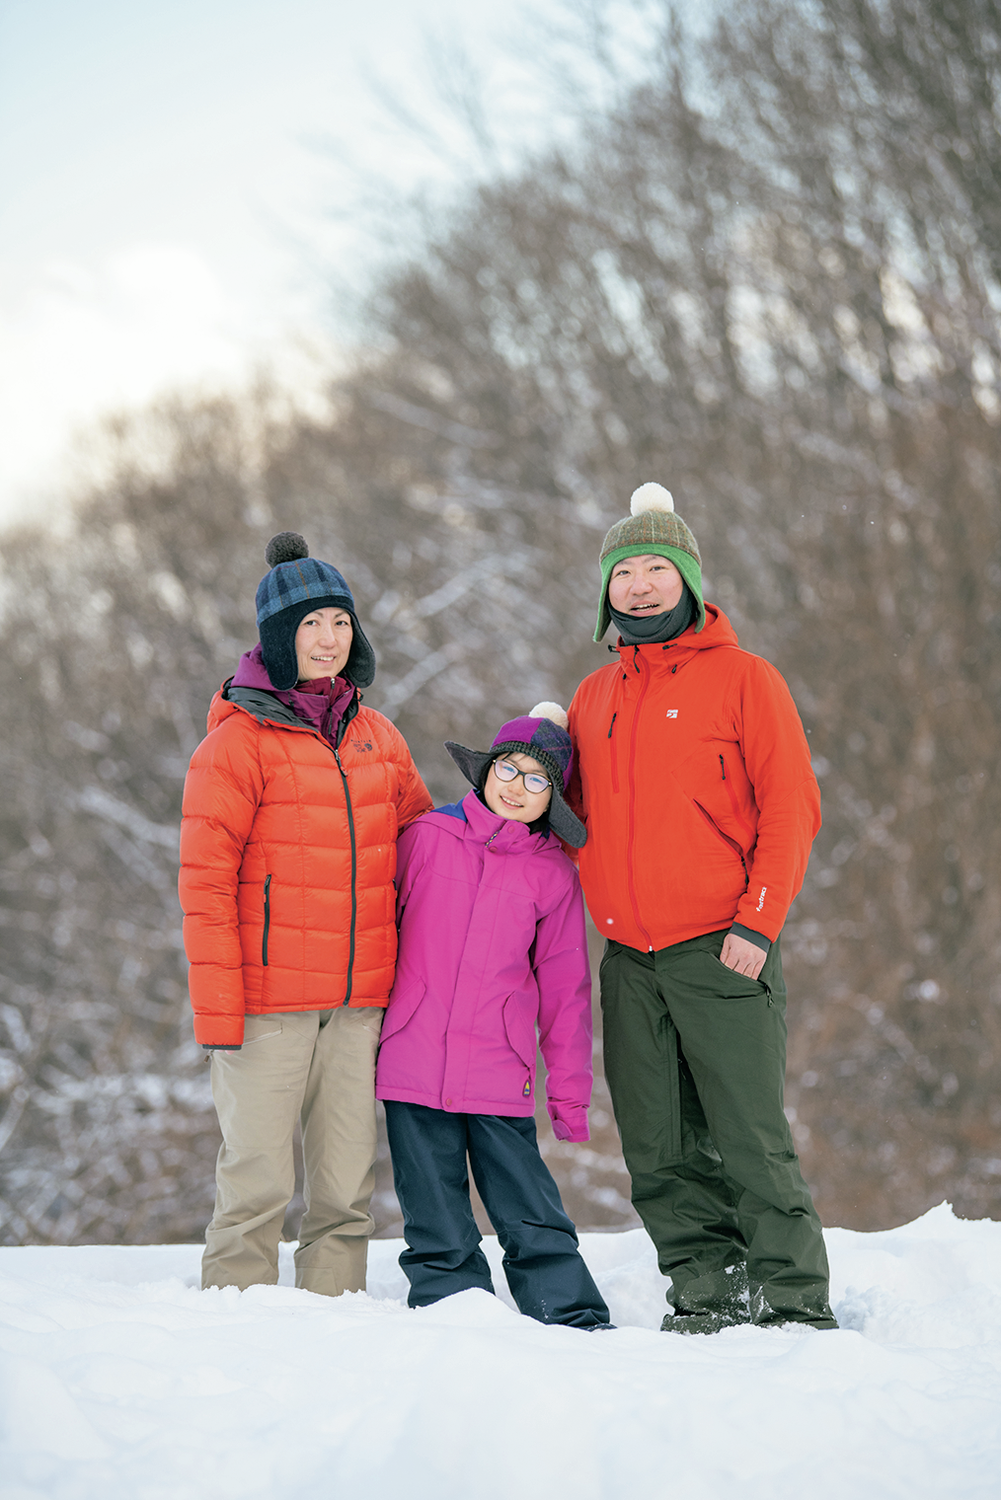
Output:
top-left (333, 0), bottom-right (1001, 1224)
top-left (2, 0), bottom-right (999, 1244)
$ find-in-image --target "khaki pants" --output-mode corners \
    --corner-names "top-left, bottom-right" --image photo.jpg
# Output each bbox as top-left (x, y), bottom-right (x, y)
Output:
top-left (202, 1006), bottom-right (383, 1296)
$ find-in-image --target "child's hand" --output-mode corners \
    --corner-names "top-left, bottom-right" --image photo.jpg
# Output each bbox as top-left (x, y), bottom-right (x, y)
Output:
top-left (550, 1107), bottom-right (589, 1143)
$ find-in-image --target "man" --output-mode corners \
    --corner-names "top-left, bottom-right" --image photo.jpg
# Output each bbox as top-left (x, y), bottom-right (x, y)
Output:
top-left (567, 482), bottom-right (836, 1332)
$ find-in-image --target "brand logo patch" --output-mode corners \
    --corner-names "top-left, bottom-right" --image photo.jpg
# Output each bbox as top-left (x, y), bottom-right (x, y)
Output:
top-left (665, 709), bottom-right (678, 718)
top-left (351, 739), bottom-right (373, 753)
top-left (756, 886), bottom-right (767, 912)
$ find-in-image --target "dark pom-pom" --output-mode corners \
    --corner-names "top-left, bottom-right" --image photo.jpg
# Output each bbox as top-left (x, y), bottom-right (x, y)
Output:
top-left (265, 531), bottom-right (309, 567)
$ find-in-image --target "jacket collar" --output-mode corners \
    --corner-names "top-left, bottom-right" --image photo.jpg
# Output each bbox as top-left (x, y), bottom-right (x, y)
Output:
top-left (614, 602), bottom-right (737, 671)
top-left (212, 681), bottom-right (360, 746)
top-left (426, 788), bottom-right (550, 853)
top-left (467, 789), bottom-right (553, 852)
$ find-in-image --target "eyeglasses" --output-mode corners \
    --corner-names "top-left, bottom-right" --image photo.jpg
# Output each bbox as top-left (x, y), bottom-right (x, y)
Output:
top-left (492, 758), bottom-right (552, 796)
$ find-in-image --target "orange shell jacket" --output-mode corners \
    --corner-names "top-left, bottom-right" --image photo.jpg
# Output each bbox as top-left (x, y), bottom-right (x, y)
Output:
top-left (566, 604), bottom-right (820, 952)
top-left (179, 684), bottom-right (433, 1047)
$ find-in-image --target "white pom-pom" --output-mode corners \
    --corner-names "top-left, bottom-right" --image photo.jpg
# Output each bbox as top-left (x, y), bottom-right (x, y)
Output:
top-left (529, 701), bottom-right (569, 730)
top-left (630, 482), bottom-right (674, 516)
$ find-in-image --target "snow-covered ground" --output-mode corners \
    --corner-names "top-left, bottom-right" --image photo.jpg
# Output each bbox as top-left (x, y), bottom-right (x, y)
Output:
top-left (1, 1203), bottom-right (998, 1499)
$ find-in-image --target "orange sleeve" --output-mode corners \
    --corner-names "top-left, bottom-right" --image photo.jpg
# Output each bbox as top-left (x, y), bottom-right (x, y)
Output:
top-left (731, 659), bottom-right (821, 941)
top-left (386, 724), bottom-right (434, 828)
top-left (179, 718), bottom-right (263, 1045)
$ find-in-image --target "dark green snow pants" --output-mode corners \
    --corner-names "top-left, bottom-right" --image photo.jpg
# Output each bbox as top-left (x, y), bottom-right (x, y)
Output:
top-left (600, 931), bottom-right (835, 1327)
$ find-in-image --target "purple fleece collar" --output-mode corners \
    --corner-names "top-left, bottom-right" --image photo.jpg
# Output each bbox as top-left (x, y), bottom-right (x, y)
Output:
top-left (232, 644), bottom-right (355, 744)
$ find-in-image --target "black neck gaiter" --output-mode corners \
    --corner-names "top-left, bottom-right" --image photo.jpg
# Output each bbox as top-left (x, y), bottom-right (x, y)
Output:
top-left (610, 583), bottom-right (696, 645)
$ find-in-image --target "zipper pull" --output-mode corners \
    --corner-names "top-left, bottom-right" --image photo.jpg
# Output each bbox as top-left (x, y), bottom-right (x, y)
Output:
top-left (719, 754), bottom-right (726, 780)
top-left (607, 712), bottom-right (617, 739)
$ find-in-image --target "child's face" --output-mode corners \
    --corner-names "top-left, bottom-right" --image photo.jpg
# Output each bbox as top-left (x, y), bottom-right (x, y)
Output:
top-left (483, 752), bottom-right (553, 824)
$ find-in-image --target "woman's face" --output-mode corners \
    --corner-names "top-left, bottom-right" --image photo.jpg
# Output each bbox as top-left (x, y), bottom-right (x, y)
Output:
top-left (483, 751), bottom-right (553, 824)
top-left (294, 607), bottom-right (353, 682)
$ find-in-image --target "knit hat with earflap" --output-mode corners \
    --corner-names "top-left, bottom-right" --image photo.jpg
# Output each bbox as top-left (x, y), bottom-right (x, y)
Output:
top-left (594, 483), bottom-right (705, 641)
top-left (444, 702), bottom-right (586, 848)
top-left (255, 532), bottom-right (376, 692)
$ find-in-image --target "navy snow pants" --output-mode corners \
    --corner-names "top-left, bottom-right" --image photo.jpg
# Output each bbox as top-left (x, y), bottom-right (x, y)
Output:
top-left (384, 1101), bottom-right (610, 1328)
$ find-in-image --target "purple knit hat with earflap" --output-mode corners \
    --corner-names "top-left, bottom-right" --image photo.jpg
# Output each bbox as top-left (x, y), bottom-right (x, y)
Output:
top-left (444, 702), bottom-right (586, 847)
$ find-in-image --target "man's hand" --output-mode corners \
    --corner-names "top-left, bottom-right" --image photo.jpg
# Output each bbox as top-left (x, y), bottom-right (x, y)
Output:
top-left (718, 932), bottom-right (767, 980)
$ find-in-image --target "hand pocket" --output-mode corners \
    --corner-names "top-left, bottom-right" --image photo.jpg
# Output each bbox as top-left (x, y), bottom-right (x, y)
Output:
top-left (379, 978), bottom-right (426, 1044)
top-left (242, 1016), bottom-right (284, 1045)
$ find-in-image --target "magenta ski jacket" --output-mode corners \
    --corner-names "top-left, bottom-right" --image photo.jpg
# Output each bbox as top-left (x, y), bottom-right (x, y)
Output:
top-left (375, 789), bottom-right (594, 1141)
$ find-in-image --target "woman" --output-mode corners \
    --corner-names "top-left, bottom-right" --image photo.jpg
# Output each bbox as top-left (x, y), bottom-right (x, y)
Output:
top-left (179, 532), bottom-right (432, 1295)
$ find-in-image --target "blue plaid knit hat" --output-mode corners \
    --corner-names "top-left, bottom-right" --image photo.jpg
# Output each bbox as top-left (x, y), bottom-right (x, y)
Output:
top-left (255, 533), bottom-right (376, 691)
top-left (444, 702), bottom-right (586, 847)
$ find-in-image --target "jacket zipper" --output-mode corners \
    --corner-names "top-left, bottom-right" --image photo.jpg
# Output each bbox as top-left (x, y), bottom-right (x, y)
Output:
top-left (694, 800), bottom-right (749, 890)
top-left (625, 660), bottom-right (653, 948)
top-left (719, 754), bottom-right (755, 844)
top-left (262, 874), bottom-right (272, 966)
top-left (333, 747), bottom-right (358, 1005)
top-left (608, 712), bottom-right (619, 794)
top-left (237, 693), bottom-right (362, 1001)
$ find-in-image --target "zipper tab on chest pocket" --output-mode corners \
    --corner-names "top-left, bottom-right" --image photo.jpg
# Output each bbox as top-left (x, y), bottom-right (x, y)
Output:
top-left (262, 874), bottom-right (272, 966)
top-left (608, 712), bottom-right (619, 793)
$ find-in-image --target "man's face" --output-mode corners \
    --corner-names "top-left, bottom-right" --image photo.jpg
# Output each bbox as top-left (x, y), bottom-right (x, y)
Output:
top-left (607, 553), bottom-right (684, 617)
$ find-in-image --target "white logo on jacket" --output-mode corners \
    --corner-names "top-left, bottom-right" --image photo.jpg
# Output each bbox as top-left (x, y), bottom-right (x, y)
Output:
top-left (665, 709), bottom-right (678, 718)
top-left (756, 887), bottom-right (767, 911)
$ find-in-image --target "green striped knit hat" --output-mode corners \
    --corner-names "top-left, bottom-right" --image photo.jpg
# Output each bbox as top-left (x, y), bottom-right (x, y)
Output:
top-left (594, 483), bottom-right (705, 641)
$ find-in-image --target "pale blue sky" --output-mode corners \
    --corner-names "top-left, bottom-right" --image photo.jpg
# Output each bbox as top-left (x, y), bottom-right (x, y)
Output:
top-left (0, 0), bottom-right (575, 520)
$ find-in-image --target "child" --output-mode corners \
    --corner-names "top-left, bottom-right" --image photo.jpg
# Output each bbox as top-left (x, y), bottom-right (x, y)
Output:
top-left (376, 704), bottom-right (612, 1329)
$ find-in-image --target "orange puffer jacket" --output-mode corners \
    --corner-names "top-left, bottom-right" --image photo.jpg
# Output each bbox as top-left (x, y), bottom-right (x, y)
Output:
top-left (180, 683), bottom-right (433, 1046)
top-left (567, 604), bottom-right (820, 952)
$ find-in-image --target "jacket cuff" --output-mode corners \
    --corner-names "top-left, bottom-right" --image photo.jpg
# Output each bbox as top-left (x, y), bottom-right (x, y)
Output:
top-left (549, 1107), bottom-right (590, 1143)
top-left (729, 923), bottom-right (771, 955)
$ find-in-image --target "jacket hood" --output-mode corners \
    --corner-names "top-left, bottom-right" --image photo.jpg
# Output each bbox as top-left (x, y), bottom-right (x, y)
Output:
top-left (231, 644), bottom-right (278, 692)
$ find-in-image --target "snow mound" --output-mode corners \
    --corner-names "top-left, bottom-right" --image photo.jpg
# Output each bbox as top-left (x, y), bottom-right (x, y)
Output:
top-left (1, 1206), bottom-right (999, 1499)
